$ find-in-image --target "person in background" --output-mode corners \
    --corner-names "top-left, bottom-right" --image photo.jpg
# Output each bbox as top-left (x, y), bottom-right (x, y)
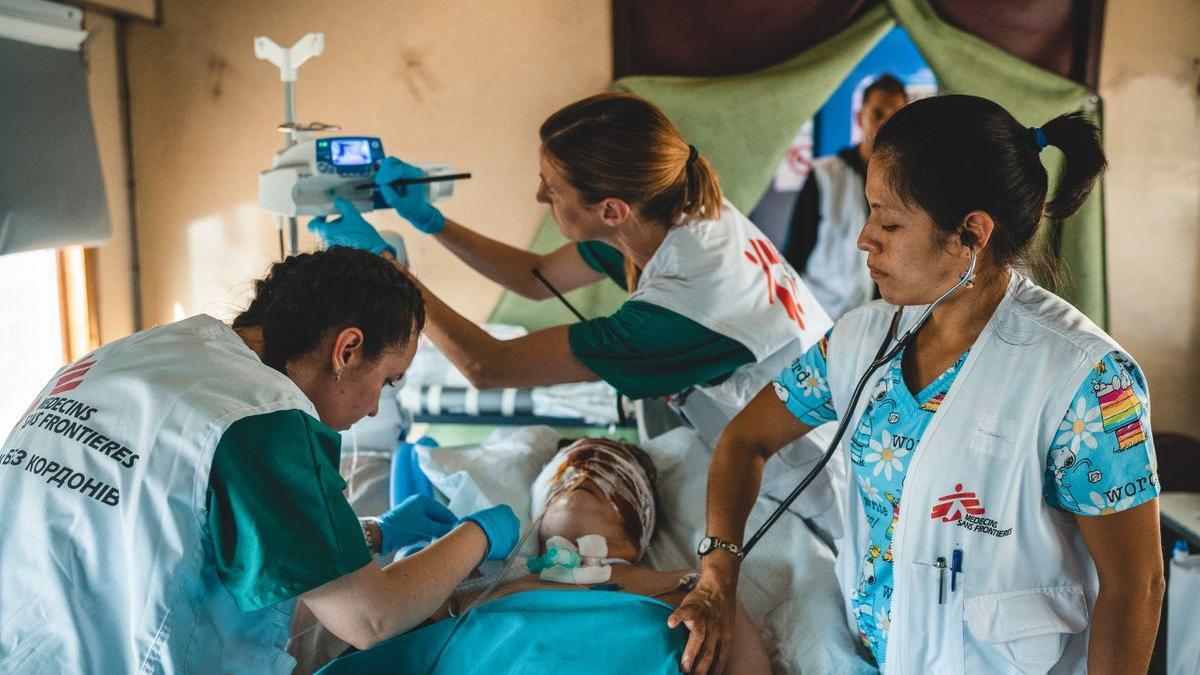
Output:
top-left (784, 73), bottom-right (909, 319)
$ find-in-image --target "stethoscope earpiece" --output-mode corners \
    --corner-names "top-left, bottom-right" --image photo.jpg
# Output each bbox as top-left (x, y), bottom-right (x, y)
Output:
top-left (959, 248), bottom-right (977, 288)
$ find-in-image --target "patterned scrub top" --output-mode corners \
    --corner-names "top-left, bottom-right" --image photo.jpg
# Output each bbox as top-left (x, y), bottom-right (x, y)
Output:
top-left (772, 329), bottom-right (1158, 668)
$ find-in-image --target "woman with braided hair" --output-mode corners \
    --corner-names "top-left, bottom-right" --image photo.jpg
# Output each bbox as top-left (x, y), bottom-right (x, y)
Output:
top-left (0, 246), bottom-right (521, 673)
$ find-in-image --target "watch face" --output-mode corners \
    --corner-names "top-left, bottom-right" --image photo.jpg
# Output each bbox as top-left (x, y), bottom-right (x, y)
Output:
top-left (698, 537), bottom-right (713, 555)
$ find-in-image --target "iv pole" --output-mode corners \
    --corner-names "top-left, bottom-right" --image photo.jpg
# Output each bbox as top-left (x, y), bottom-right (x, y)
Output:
top-left (254, 33), bottom-right (325, 256)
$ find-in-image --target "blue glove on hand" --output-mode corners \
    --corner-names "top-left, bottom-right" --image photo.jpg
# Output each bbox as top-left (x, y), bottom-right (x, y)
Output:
top-left (375, 157), bottom-right (446, 234)
top-left (307, 197), bottom-right (397, 256)
top-left (377, 494), bottom-right (459, 555)
top-left (460, 504), bottom-right (520, 561)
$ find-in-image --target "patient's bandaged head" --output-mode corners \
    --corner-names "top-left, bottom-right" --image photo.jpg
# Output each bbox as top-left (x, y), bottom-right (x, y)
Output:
top-left (531, 438), bottom-right (657, 560)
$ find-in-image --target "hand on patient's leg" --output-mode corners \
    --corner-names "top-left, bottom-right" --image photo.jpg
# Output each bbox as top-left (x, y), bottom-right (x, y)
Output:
top-left (669, 566), bottom-right (739, 675)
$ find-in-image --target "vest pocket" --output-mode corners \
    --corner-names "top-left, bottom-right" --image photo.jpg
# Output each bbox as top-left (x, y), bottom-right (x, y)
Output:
top-left (963, 586), bottom-right (1087, 674)
top-left (904, 560), bottom-right (965, 673)
top-left (966, 413), bottom-right (1012, 457)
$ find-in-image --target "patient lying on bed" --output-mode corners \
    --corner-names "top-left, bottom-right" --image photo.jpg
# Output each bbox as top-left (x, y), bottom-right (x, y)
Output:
top-left (316, 438), bottom-right (770, 674)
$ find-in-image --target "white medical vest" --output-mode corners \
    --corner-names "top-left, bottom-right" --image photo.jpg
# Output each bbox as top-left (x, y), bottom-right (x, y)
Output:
top-left (826, 274), bottom-right (1141, 674)
top-left (801, 154), bottom-right (872, 320)
top-left (0, 315), bottom-right (319, 674)
top-left (630, 199), bottom-right (842, 523)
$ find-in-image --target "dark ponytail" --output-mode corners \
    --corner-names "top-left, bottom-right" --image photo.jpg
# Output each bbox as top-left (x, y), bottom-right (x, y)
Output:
top-left (872, 95), bottom-right (1107, 281)
top-left (232, 247), bottom-right (425, 373)
top-left (1041, 111), bottom-right (1107, 221)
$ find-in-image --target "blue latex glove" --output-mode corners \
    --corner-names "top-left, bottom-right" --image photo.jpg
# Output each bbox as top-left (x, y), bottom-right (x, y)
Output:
top-left (374, 157), bottom-right (446, 234)
top-left (460, 504), bottom-right (520, 561)
top-left (377, 494), bottom-right (458, 555)
top-left (307, 197), bottom-right (397, 256)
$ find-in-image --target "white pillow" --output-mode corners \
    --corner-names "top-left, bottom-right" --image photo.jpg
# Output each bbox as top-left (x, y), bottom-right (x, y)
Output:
top-left (416, 425), bottom-right (560, 557)
top-left (417, 426), bottom-right (707, 559)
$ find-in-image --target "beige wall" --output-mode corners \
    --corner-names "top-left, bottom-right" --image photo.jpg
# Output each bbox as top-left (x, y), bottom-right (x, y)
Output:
top-left (83, 10), bottom-right (137, 344)
top-left (123, 0), bottom-right (611, 327)
top-left (110, 1), bottom-right (1200, 439)
top-left (1100, 0), bottom-right (1200, 436)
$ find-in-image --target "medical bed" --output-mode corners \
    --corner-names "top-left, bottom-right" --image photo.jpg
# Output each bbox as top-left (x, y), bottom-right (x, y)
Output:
top-left (290, 422), bottom-right (874, 675)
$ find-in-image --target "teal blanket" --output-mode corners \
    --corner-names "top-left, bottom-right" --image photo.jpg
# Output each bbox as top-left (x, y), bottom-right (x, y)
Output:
top-left (316, 590), bottom-right (688, 674)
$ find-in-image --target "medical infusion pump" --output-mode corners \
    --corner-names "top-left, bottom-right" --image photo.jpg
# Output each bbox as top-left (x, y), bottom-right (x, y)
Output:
top-left (259, 136), bottom-right (386, 217)
top-left (259, 135), bottom-right (459, 217)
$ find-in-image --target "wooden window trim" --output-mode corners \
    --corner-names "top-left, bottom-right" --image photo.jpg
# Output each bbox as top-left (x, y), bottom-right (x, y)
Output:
top-left (56, 245), bottom-right (100, 363)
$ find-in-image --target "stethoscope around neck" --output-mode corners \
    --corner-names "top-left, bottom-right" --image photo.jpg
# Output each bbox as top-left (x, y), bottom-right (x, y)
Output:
top-left (740, 247), bottom-right (978, 556)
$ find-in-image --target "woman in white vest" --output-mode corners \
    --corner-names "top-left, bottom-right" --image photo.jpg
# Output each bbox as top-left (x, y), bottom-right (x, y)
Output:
top-left (311, 92), bottom-right (843, 530)
top-left (670, 95), bottom-right (1164, 675)
top-left (0, 247), bottom-right (519, 673)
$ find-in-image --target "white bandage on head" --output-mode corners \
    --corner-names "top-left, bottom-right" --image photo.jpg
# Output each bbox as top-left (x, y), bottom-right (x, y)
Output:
top-left (531, 439), bottom-right (657, 561)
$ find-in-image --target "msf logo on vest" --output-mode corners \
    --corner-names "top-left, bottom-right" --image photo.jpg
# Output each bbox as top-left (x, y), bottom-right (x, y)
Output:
top-left (930, 483), bottom-right (1013, 538)
top-left (50, 357), bottom-right (97, 395)
top-left (18, 357), bottom-right (97, 425)
top-left (744, 237), bottom-right (808, 330)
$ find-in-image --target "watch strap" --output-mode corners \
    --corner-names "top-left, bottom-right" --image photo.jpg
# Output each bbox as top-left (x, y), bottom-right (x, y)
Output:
top-left (361, 517), bottom-right (380, 554)
top-left (701, 536), bottom-right (744, 559)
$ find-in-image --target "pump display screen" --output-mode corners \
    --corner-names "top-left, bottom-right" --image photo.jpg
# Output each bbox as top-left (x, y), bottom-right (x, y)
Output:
top-left (330, 139), bottom-right (372, 166)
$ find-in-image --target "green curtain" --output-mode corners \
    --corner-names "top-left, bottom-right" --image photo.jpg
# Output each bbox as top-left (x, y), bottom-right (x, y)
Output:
top-left (491, 0), bottom-right (1106, 328)
top-left (886, 0), bottom-right (1106, 324)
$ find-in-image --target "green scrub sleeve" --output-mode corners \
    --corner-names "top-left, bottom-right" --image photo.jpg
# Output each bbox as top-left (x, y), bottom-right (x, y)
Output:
top-left (567, 300), bottom-right (755, 400)
top-left (207, 409), bottom-right (372, 611)
top-left (576, 241), bottom-right (628, 290)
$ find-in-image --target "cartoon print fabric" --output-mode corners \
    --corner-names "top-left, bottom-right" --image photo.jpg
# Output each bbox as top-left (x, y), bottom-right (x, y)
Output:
top-left (773, 331), bottom-right (1158, 667)
top-left (1043, 352), bottom-right (1158, 515)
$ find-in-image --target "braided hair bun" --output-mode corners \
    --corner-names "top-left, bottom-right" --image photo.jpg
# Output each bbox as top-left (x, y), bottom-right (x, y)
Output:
top-left (233, 246), bottom-right (425, 373)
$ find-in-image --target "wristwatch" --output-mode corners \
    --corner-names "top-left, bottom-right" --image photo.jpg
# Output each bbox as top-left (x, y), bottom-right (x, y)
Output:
top-left (697, 536), bottom-right (744, 559)
top-left (360, 517), bottom-right (380, 555)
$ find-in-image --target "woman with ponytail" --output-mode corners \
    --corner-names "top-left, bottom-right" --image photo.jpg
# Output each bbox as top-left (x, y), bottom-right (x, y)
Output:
top-left (674, 95), bottom-right (1163, 675)
top-left (315, 92), bottom-right (843, 532)
top-left (0, 246), bottom-right (521, 673)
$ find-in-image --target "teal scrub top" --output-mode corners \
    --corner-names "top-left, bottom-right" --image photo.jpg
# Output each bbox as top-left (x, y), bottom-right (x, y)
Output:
top-left (567, 241), bottom-right (755, 400)
top-left (206, 409), bottom-right (372, 611)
